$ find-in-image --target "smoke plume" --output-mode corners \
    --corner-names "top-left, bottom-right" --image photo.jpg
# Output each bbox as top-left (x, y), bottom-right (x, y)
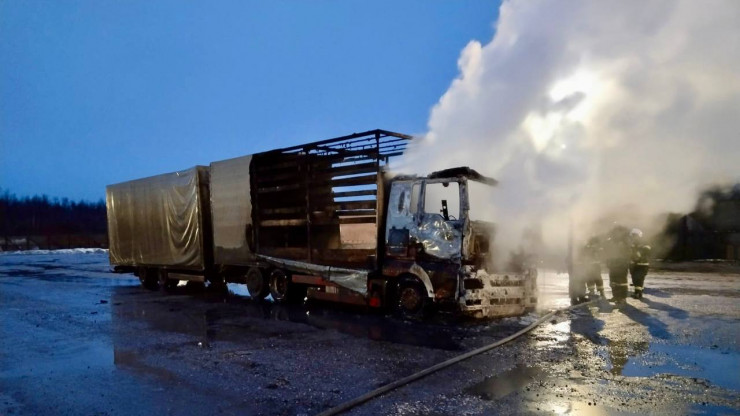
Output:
top-left (396, 0), bottom-right (740, 267)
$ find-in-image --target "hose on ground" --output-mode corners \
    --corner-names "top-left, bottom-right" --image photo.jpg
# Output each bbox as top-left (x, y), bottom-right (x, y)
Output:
top-left (316, 299), bottom-right (597, 416)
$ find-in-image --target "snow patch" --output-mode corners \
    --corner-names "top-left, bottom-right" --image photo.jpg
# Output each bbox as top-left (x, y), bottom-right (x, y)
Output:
top-left (0, 248), bottom-right (108, 256)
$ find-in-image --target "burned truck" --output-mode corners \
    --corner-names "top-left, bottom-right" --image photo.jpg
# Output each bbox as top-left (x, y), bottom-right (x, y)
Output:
top-left (107, 129), bottom-right (537, 318)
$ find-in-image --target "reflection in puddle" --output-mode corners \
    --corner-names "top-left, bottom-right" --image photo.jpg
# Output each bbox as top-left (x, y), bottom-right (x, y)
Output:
top-left (621, 343), bottom-right (740, 390)
top-left (607, 340), bottom-right (649, 376)
top-left (548, 401), bottom-right (613, 415)
top-left (114, 348), bottom-right (178, 382)
top-left (111, 286), bottom-right (463, 351)
top-left (535, 320), bottom-right (571, 351)
top-left (465, 364), bottom-right (543, 400)
top-left (604, 334), bottom-right (740, 391)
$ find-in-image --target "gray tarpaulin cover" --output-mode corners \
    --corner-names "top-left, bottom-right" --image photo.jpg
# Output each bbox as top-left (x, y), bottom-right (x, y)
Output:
top-left (106, 167), bottom-right (208, 269)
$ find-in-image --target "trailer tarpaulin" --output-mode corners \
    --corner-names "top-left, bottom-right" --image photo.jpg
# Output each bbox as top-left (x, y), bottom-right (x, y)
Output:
top-left (106, 166), bottom-right (209, 269)
top-left (210, 154), bottom-right (256, 265)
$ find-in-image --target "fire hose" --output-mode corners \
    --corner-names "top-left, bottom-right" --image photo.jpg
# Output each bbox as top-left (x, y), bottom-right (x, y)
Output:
top-left (316, 299), bottom-right (598, 416)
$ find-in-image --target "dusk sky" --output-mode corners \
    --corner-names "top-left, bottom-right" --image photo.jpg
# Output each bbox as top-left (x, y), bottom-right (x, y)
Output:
top-left (1, 1), bottom-right (499, 201)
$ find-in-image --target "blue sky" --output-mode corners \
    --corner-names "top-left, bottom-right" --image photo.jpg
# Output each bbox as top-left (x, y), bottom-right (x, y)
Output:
top-left (1, 1), bottom-right (499, 201)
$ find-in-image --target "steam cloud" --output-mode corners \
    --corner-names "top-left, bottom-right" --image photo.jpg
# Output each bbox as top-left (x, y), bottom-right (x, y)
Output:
top-left (396, 0), bottom-right (740, 266)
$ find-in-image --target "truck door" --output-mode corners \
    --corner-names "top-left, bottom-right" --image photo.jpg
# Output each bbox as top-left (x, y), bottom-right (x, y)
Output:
top-left (385, 181), bottom-right (421, 258)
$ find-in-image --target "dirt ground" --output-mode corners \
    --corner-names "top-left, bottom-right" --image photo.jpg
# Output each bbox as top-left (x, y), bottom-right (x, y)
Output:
top-left (1, 250), bottom-right (738, 415)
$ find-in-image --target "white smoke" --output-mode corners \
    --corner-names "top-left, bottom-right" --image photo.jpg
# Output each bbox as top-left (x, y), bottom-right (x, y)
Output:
top-left (397, 0), bottom-right (740, 266)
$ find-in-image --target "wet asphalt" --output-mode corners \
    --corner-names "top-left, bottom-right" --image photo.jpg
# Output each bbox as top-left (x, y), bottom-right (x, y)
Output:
top-left (0, 251), bottom-right (738, 415)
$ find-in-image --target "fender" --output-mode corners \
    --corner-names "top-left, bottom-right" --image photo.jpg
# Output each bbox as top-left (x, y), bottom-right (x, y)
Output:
top-left (408, 263), bottom-right (435, 298)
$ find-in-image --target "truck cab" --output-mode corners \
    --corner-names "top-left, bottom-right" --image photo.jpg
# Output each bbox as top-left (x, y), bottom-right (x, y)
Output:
top-left (379, 167), bottom-right (537, 318)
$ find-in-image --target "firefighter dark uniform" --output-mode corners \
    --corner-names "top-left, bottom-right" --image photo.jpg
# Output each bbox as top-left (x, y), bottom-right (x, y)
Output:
top-left (630, 244), bottom-right (651, 299)
top-left (605, 226), bottom-right (631, 303)
top-left (569, 262), bottom-right (588, 305)
top-left (583, 237), bottom-right (605, 297)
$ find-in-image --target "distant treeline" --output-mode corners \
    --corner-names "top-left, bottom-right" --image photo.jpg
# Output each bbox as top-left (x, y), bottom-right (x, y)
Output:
top-left (0, 190), bottom-right (107, 250)
top-left (1, 184), bottom-right (737, 256)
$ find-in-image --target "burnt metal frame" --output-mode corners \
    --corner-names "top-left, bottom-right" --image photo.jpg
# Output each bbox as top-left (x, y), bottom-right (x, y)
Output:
top-left (251, 129), bottom-right (412, 267)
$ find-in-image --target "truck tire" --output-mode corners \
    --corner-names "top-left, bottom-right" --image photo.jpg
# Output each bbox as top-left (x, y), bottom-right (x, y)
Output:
top-left (246, 267), bottom-right (268, 300)
top-left (396, 278), bottom-right (429, 319)
top-left (269, 269), bottom-right (290, 303)
top-left (138, 267), bottom-right (159, 291)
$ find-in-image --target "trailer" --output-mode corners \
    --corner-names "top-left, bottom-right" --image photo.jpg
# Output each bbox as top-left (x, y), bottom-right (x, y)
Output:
top-left (106, 166), bottom-right (212, 290)
top-left (107, 129), bottom-right (537, 318)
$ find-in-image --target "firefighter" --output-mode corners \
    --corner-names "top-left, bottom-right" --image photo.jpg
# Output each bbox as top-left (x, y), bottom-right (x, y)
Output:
top-left (568, 232), bottom-right (587, 305)
top-left (605, 225), bottom-right (631, 304)
top-left (583, 236), bottom-right (605, 298)
top-left (629, 228), bottom-right (651, 299)
top-left (569, 237), bottom-right (603, 304)
top-left (568, 262), bottom-right (588, 305)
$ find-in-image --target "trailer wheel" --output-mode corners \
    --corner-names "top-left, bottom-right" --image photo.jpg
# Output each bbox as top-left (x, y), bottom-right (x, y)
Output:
top-left (138, 267), bottom-right (159, 291)
top-left (268, 269), bottom-right (290, 303)
top-left (246, 267), bottom-right (268, 300)
top-left (397, 279), bottom-right (428, 319)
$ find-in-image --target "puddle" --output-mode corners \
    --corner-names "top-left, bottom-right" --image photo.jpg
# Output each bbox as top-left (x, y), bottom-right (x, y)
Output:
top-left (620, 343), bottom-right (740, 391)
top-left (112, 286), bottom-right (464, 350)
top-left (465, 364), bottom-right (544, 400)
top-left (113, 348), bottom-right (178, 382)
top-left (545, 401), bottom-right (618, 415)
top-left (690, 402), bottom-right (740, 415)
top-left (533, 320), bottom-right (571, 350)
top-left (606, 340), bottom-right (650, 376)
top-left (0, 340), bottom-right (113, 378)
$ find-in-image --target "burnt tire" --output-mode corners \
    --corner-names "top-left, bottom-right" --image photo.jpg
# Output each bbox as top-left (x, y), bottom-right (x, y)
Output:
top-left (396, 279), bottom-right (429, 319)
top-left (138, 267), bottom-right (159, 291)
top-left (246, 267), bottom-right (268, 300)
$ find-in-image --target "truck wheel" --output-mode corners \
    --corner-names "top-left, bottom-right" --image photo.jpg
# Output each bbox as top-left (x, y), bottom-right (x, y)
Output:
top-left (397, 280), bottom-right (428, 319)
top-left (269, 269), bottom-right (290, 303)
top-left (246, 267), bottom-right (268, 300)
top-left (138, 267), bottom-right (159, 291)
